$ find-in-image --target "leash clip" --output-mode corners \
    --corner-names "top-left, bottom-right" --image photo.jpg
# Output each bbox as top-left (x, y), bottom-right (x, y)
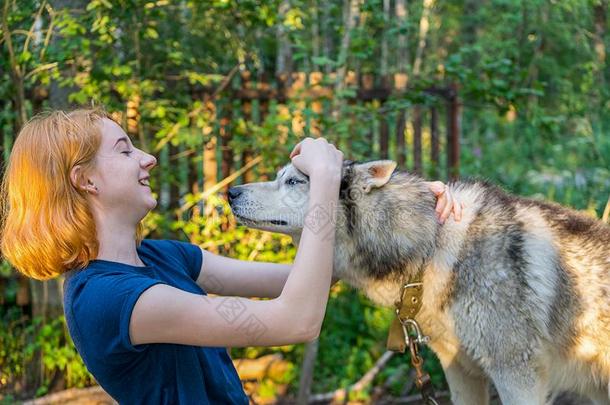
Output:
top-left (399, 317), bottom-right (430, 345)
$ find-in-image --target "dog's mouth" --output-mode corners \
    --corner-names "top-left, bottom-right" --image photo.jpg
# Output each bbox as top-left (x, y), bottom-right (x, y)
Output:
top-left (233, 213), bottom-right (288, 227)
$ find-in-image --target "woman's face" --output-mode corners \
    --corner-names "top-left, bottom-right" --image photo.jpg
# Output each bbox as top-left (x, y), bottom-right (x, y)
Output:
top-left (88, 118), bottom-right (157, 221)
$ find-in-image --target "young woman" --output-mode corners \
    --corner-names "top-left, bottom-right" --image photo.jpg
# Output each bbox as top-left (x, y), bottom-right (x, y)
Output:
top-left (0, 108), bottom-right (462, 404)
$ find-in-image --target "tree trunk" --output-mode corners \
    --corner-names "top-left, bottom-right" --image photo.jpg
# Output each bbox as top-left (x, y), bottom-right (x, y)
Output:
top-left (593, 0), bottom-right (607, 97)
top-left (48, 0), bottom-right (83, 109)
top-left (276, 0), bottom-right (293, 84)
top-left (322, 0), bottom-right (334, 75)
top-left (380, 0), bottom-right (390, 78)
top-left (461, 0), bottom-right (478, 53)
top-left (412, 0), bottom-right (435, 78)
top-left (395, 0), bottom-right (410, 73)
top-left (593, 1), bottom-right (607, 66)
top-left (2, 0), bottom-right (27, 128)
top-left (311, 0), bottom-right (320, 63)
top-left (333, 0), bottom-right (361, 119)
top-left (296, 338), bottom-right (319, 405)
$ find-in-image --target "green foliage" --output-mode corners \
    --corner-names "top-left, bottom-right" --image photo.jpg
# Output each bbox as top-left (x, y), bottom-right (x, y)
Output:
top-left (34, 316), bottom-right (95, 393)
top-left (0, 307), bottom-right (33, 391)
top-left (0, 310), bottom-right (94, 397)
top-left (1, 0), bottom-right (609, 401)
top-left (313, 286), bottom-right (393, 392)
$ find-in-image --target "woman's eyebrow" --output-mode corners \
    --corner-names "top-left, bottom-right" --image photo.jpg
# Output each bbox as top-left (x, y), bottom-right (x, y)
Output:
top-left (113, 137), bottom-right (129, 148)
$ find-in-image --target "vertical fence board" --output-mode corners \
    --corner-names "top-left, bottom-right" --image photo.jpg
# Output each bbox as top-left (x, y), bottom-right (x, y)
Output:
top-left (379, 113), bottom-right (389, 159)
top-left (447, 84), bottom-right (460, 180)
top-left (430, 106), bottom-right (439, 177)
top-left (220, 101), bottom-right (234, 191)
top-left (395, 109), bottom-right (407, 168)
top-left (169, 142), bottom-right (180, 210)
top-left (159, 146), bottom-right (170, 210)
top-left (413, 106), bottom-right (422, 174)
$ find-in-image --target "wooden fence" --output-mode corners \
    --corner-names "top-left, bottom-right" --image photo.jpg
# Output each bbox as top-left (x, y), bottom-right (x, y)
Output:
top-left (185, 70), bottom-right (461, 185)
top-left (1, 66), bottom-right (463, 348)
top-left (0, 70), bottom-right (461, 399)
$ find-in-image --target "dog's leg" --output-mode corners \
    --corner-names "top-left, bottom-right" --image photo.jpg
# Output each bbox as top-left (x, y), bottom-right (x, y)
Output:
top-left (490, 370), bottom-right (549, 405)
top-left (443, 362), bottom-right (490, 405)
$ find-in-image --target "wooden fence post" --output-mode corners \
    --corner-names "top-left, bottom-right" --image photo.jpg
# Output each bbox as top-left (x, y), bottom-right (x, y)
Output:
top-left (430, 106), bottom-right (439, 177)
top-left (447, 83), bottom-right (460, 179)
top-left (413, 105), bottom-right (422, 174)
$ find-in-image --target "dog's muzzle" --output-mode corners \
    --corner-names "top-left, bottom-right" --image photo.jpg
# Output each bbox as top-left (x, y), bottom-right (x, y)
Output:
top-left (227, 186), bottom-right (242, 204)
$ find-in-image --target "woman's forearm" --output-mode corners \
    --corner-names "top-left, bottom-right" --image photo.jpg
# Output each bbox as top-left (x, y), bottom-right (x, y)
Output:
top-left (277, 173), bottom-right (341, 337)
top-left (199, 252), bottom-right (291, 298)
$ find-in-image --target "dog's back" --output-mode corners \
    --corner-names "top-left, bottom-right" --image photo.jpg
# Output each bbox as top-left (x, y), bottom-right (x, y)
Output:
top-left (441, 180), bottom-right (610, 400)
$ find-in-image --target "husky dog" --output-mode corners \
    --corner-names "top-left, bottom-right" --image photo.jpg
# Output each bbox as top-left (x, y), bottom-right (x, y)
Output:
top-left (227, 160), bottom-right (610, 405)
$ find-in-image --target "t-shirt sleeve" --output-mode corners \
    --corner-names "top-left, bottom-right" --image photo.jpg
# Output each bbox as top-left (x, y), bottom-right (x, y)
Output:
top-left (70, 271), bottom-right (164, 363)
top-left (167, 240), bottom-right (203, 281)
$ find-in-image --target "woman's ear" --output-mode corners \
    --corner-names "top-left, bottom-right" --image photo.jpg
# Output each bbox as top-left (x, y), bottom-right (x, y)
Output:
top-left (70, 165), bottom-right (97, 194)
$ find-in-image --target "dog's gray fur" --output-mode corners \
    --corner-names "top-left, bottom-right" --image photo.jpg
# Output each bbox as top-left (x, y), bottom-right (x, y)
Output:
top-left (228, 160), bottom-right (610, 405)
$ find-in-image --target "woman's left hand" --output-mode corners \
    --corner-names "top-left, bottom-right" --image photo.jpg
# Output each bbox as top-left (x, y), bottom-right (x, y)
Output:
top-left (425, 181), bottom-right (463, 224)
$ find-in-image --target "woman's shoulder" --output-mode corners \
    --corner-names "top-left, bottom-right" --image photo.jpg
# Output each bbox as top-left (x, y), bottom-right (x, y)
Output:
top-left (63, 258), bottom-right (164, 320)
top-left (139, 238), bottom-right (196, 252)
top-left (63, 255), bottom-right (155, 297)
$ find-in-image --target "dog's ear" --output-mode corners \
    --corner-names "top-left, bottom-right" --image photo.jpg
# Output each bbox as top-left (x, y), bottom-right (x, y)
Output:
top-left (357, 160), bottom-right (397, 193)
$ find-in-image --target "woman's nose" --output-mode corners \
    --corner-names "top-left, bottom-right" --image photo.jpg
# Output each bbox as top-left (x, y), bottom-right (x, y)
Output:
top-left (142, 153), bottom-right (157, 169)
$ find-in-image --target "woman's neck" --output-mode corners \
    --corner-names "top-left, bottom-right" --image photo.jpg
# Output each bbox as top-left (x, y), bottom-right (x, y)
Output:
top-left (94, 218), bottom-right (143, 266)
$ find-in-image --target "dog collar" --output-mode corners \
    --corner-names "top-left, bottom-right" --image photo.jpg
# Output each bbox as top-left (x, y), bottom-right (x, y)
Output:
top-left (386, 270), bottom-right (428, 352)
top-left (387, 270), bottom-right (439, 404)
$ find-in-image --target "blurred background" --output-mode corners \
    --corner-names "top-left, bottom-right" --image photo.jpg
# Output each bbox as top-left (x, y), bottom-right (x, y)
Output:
top-left (0, 0), bottom-right (609, 403)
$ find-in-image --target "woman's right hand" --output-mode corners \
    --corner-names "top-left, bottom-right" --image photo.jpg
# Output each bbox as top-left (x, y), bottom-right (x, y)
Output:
top-left (289, 137), bottom-right (343, 179)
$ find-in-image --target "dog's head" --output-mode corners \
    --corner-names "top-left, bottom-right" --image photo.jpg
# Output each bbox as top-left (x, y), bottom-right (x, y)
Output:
top-left (229, 159), bottom-right (438, 284)
top-left (228, 160), bottom-right (399, 236)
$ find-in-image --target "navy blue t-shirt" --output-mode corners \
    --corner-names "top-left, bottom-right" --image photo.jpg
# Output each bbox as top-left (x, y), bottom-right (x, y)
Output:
top-left (63, 239), bottom-right (249, 404)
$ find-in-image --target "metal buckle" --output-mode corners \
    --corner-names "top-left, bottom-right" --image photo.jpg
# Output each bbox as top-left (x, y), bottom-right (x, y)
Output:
top-left (397, 282), bottom-right (423, 307)
top-left (399, 318), bottom-right (430, 345)
top-left (399, 281), bottom-right (423, 296)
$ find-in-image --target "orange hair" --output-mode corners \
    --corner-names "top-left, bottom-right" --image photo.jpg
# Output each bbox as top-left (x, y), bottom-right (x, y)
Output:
top-left (0, 108), bottom-right (144, 280)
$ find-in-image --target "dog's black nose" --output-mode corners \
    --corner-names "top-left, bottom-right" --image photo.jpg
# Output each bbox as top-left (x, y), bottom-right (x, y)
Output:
top-left (227, 187), bottom-right (242, 202)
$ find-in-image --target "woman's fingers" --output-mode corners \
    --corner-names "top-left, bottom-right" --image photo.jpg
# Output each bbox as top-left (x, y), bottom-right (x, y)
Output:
top-left (454, 197), bottom-right (463, 221)
top-left (427, 181), bottom-right (446, 196)
top-left (427, 181), bottom-right (464, 223)
top-left (440, 189), bottom-right (454, 223)
top-left (435, 191), bottom-right (448, 219)
top-left (289, 143), bottom-right (302, 159)
top-left (290, 137), bottom-right (328, 159)
top-left (290, 137), bottom-right (342, 177)
top-left (427, 181), bottom-right (447, 221)
top-left (290, 138), bottom-right (310, 158)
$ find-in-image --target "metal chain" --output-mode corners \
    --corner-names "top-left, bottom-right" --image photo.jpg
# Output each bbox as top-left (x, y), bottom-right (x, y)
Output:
top-left (402, 319), bottom-right (440, 405)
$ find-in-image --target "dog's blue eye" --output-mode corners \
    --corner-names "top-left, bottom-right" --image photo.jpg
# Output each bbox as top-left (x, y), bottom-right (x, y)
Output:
top-left (286, 178), bottom-right (304, 186)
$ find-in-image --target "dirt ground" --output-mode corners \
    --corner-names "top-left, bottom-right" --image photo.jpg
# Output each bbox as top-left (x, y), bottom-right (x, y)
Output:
top-left (19, 385), bottom-right (595, 405)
